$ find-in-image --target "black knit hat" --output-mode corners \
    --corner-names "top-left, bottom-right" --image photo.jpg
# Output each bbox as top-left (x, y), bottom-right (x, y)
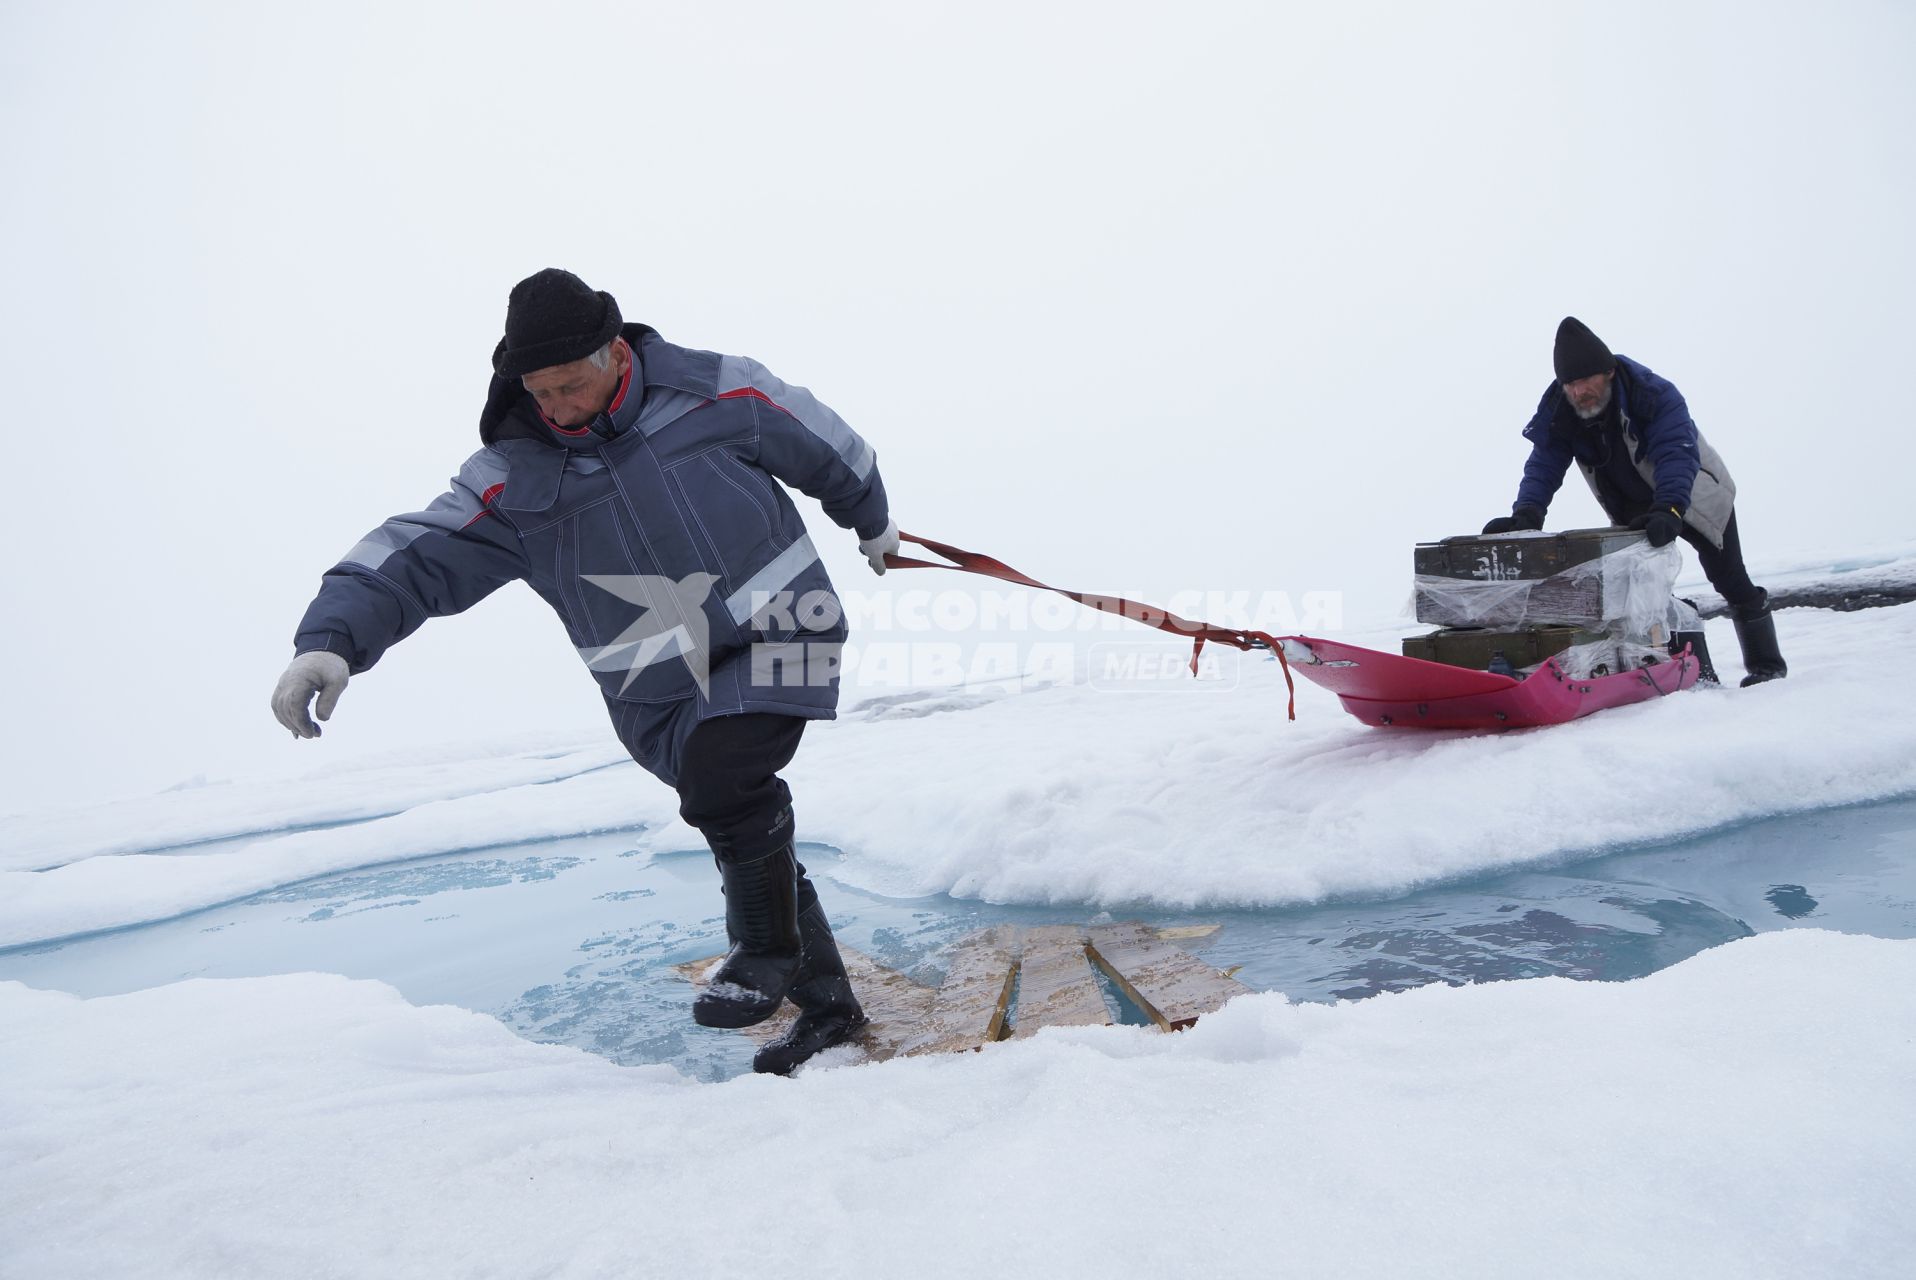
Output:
top-left (492, 269), bottom-right (623, 378)
top-left (1553, 316), bottom-right (1615, 383)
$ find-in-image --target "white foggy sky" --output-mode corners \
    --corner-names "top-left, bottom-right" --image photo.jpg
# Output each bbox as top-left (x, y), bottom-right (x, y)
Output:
top-left (1, 1), bottom-right (1911, 813)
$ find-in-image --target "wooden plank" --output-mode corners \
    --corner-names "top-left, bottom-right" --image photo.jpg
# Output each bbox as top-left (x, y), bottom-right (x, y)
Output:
top-left (1085, 922), bottom-right (1250, 1031)
top-left (1006, 925), bottom-right (1109, 1039)
top-left (1154, 924), bottom-right (1222, 942)
top-left (896, 927), bottom-right (1018, 1057)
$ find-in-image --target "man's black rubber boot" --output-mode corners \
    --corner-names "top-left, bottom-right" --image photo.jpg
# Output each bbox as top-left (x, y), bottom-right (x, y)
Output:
top-left (753, 903), bottom-right (868, 1076)
top-left (1669, 629), bottom-right (1720, 686)
top-left (693, 839), bottom-right (803, 1030)
top-left (1732, 591), bottom-right (1789, 688)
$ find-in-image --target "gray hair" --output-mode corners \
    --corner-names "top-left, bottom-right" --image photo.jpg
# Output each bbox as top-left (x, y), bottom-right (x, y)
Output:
top-left (586, 342), bottom-right (613, 371)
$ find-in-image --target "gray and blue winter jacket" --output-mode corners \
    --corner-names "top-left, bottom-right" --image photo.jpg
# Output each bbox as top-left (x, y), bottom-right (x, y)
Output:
top-left (294, 325), bottom-right (889, 784)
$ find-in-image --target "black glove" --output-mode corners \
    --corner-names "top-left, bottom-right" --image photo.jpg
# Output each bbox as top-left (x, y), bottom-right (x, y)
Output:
top-left (1630, 507), bottom-right (1683, 548)
top-left (1481, 506), bottom-right (1545, 535)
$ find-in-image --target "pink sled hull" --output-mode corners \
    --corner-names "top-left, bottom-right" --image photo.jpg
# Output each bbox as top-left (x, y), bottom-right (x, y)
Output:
top-left (1280, 635), bottom-right (1701, 730)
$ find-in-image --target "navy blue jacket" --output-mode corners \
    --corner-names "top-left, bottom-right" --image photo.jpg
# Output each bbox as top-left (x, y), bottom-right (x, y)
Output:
top-left (294, 326), bottom-right (889, 784)
top-left (1511, 354), bottom-right (1735, 547)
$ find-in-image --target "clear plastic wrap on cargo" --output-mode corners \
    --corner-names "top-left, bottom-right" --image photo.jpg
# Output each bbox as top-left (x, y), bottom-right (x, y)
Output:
top-left (1412, 541), bottom-right (1687, 633)
top-left (1543, 634), bottom-right (1687, 681)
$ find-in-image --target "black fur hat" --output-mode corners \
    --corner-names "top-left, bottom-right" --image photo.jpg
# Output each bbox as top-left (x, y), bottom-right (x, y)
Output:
top-left (492, 269), bottom-right (623, 378)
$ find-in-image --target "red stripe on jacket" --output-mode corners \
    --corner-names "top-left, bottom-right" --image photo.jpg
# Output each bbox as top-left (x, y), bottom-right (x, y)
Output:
top-left (462, 481), bottom-right (507, 529)
top-left (717, 385), bottom-right (790, 414)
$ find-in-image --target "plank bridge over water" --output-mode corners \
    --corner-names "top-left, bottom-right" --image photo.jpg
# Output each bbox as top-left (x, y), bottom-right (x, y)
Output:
top-left (680, 922), bottom-right (1250, 1063)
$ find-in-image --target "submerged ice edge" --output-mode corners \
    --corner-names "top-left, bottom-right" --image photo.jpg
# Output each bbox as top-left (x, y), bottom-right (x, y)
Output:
top-left (0, 751), bottom-right (638, 872)
top-left (11, 786), bottom-right (1916, 961)
top-left (0, 816), bottom-right (668, 953)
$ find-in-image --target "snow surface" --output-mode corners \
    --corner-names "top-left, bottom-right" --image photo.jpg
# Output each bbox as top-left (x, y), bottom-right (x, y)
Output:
top-left (5, 602), bottom-right (1915, 950)
top-left (4, 929), bottom-right (1911, 1279)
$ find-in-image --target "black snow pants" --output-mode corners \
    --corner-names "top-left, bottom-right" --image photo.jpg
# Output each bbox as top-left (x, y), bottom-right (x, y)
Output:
top-left (671, 712), bottom-right (822, 913)
top-left (1678, 511), bottom-right (1765, 613)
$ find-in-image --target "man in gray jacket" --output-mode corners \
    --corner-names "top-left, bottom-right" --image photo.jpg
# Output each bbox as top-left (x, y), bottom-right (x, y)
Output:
top-left (1482, 317), bottom-right (1786, 686)
top-left (272, 268), bottom-right (902, 1073)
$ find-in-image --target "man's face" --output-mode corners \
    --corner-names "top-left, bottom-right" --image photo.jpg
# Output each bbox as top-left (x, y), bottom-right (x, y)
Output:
top-left (522, 344), bottom-right (626, 428)
top-left (1563, 370), bottom-right (1614, 420)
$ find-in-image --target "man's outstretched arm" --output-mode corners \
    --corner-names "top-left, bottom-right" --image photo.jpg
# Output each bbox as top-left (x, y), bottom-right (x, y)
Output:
top-left (274, 450), bottom-right (529, 737)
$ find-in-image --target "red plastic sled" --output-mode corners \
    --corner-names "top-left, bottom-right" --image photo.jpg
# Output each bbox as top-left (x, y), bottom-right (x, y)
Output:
top-left (1278, 635), bottom-right (1701, 730)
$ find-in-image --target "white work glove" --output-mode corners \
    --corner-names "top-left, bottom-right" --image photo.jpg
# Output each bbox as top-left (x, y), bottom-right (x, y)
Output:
top-left (271, 650), bottom-right (351, 740)
top-left (858, 517), bottom-right (901, 575)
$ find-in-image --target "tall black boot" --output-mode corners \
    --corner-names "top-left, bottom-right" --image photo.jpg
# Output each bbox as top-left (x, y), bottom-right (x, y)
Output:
top-left (1669, 628), bottom-right (1720, 686)
top-left (693, 838), bottom-right (803, 1029)
top-left (752, 902), bottom-right (868, 1076)
top-left (1732, 591), bottom-right (1788, 688)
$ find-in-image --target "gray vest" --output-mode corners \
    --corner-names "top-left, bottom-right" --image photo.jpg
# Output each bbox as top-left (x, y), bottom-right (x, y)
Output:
top-left (1574, 410), bottom-right (1736, 550)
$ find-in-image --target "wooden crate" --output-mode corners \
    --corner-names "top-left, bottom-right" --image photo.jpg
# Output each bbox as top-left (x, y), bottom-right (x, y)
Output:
top-left (1412, 527), bottom-right (1645, 628)
top-left (1414, 526), bottom-right (1643, 581)
top-left (1401, 625), bottom-right (1586, 671)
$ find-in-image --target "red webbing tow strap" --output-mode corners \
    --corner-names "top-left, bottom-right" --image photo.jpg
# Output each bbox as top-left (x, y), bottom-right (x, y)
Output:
top-left (883, 532), bottom-right (1296, 720)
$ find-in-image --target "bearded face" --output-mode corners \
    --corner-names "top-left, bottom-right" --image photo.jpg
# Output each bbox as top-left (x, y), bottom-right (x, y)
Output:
top-left (1564, 371), bottom-right (1615, 420)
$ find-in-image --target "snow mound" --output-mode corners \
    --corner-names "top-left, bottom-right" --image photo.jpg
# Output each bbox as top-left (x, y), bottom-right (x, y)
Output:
top-left (4, 929), bottom-right (1912, 1278)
